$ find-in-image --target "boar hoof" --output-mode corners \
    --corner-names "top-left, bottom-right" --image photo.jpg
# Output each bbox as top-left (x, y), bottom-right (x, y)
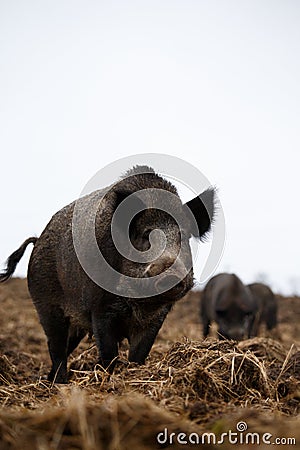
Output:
top-left (47, 370), bottom-right (68, 384)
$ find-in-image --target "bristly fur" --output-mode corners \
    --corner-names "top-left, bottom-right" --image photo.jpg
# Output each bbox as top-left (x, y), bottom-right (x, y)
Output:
top-left (119, 165), bottom-right (178, 196)
top-left (122, 165), bottom-right (155, 177)
top-left (0, 237), bottom-right (37, 282)
top-left (0, 165), bottom-right (216, 381)
top-left (121, 165), bottom-right (216, 242)
top-left (199, 185), bottom-right (219, 242)
top-left (182, 186), bottom-right (218, 242)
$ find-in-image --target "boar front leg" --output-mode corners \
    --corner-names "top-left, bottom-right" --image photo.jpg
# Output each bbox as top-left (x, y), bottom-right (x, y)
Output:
top-left (128, 305), bottom-right (171, 365)
top-left (91, 308), bottom-right (119, 373)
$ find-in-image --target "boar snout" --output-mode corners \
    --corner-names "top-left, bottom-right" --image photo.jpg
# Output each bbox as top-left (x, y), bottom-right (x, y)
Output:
top-left (144, 255), bottom-right (175, 277)
top-left (154, 273), bottom-right (184, 294)
top-left (144, 254), bottom-right (188, 295)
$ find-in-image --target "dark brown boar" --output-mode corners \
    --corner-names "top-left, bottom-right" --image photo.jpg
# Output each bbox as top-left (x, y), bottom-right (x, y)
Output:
top-left (247, 282), bottom-right (278, 336)
top-left (0, 166), bottom-right (215, 382)
top-left (201, 273), bottom-right (258, 340)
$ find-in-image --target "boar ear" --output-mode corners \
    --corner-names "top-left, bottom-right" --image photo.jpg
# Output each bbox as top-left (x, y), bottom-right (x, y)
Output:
top-left (113, 190), bottom-right (146, 230)
top-left (183, 188), bottom-right (216, 239)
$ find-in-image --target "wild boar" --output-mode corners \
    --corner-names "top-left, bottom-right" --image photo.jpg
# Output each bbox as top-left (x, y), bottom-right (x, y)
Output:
top-left (247, 282), bottom-right (278, 336)
top-left (0, 166), bottom-right (215, 382)
top-left (201, 273), bottom-right (258, 340)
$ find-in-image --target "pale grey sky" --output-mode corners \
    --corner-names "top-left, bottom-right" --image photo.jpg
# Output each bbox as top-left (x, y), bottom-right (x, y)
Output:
top-left (1, 1), bottom-right (300, 294)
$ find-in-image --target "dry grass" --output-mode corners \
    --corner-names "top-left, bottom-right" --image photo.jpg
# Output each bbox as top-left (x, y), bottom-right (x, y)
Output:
top-left (0, 279), bottom-right (300, 449)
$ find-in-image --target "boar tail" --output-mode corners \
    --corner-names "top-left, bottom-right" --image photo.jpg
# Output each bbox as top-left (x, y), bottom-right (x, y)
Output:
top-left (0, 237), bottom-right (37, 282)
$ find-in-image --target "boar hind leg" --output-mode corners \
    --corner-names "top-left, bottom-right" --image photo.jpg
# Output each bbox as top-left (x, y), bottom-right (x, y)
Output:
top-left (40, 309), bottom-right (70, 383)
top-left (128, 307), bottom-right (171, 365)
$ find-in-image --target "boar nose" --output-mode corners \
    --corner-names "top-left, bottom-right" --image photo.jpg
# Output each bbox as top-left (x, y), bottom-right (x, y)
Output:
top-left (144, 255), bottom-right (175, 277)
top-left (144, 255), bottom-right (187, 294)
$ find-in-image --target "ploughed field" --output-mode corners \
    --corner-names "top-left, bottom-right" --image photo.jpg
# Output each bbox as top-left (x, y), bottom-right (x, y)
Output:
top-left (0, 278), bottom-right (300, 449)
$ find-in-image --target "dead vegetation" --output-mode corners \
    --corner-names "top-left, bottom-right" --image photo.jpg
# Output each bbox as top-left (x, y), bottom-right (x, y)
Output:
top-left (0, 279), bottom-right (300, 449)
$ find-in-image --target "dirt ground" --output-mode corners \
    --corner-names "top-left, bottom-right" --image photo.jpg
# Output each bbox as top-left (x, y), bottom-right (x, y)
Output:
top-left (0, 278), bottom-right (300, 449)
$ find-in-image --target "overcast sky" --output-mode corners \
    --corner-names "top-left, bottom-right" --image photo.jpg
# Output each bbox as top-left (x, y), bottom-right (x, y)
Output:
top-left (1, 1), bottom-right (299, 294)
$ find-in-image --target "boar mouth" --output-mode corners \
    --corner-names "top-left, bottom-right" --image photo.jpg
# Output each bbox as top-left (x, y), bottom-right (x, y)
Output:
top-left (116, 270), bottom-right (191, 300)
top-left (155, 274), bottom-right (180, 291)
top-left (154, 273), bottom-right (187, 298)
